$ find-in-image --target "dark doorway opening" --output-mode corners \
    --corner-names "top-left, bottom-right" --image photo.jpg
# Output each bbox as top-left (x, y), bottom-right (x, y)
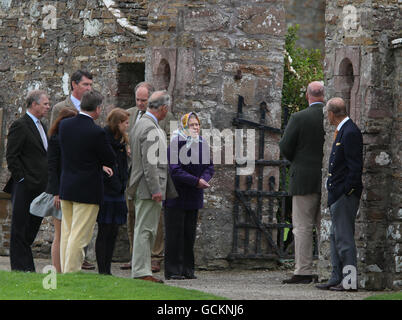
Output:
top-left (117, 63), bottom-right (145, 110)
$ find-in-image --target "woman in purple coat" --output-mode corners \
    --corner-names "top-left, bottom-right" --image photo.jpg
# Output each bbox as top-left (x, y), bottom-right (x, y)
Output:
top-left (164, 112), bottom-right (214, 280)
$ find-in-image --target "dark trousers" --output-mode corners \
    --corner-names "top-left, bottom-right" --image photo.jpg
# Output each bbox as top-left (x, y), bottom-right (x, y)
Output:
top-left (329, 193), bottom-right (360, 284)
top-left (95, 223), bottom-right (119, 275)
top-left (10, 181), bottom-right (43, 272)
top-left (164, 207), bottom-right (198, 278)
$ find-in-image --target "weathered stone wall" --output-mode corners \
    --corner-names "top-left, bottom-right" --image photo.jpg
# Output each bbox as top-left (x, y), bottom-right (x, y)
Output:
top-left (0, 0), bottom-right (147, 259)
top-left (319, 0), bottom-right (401, 290)
top-left (284, 0), bottom-right (325, 53)
top-left (145, 0), bottom-right (286, 269)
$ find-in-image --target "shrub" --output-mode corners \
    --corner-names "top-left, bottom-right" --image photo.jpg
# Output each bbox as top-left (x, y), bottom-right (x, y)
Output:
top-left (282, 24), bottom-right (324, 120)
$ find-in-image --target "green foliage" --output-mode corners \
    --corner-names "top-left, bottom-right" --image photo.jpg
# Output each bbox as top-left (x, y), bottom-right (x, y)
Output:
top-left (282, 25), bottom-right (324, 116)
top-left (0, 270), bottom-right (226, 300)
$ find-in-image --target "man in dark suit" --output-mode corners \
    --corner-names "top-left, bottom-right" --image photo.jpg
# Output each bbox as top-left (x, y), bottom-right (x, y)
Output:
top-left (279, 81), bottom-right (325, 284)
top-left (316, 97), bottom-right (363, 292)
top-left (59, 90), bottom-right (115, 273)
top-left (5, 90), bottom-right (50, 272)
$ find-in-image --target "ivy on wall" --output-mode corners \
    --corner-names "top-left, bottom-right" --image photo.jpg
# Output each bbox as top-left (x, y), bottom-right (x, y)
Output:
top-left (282, 25), bottom-right (324, 119)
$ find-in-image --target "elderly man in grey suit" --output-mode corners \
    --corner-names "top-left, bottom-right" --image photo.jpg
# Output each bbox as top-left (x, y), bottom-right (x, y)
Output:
top-left (121, 82), bottom-right (175, 272)
top-left (279, 81), bottom-right (325, 284)
top-left (127, 90), bottom-right (177, 283)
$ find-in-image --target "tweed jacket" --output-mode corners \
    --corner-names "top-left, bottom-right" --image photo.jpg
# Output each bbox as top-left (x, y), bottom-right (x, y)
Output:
top-left (50, 95), bottom-right (75, 125)
top-left (279, 103), bottom-right (325, 195)
top-left (127, 114), bottom-right (177, 200)
top-left (127, 106), bottom-right (175, 143)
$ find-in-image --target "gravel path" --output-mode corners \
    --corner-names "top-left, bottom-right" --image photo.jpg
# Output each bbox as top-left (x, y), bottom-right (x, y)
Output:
top-left (0, 256), bottom-right (385, 300)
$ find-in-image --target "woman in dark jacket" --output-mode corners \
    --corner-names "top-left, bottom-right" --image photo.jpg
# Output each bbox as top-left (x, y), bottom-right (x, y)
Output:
top-left (30, 107), bottom-right (78, 273)
top-left (164, 112), bottom-right (214, 280)
top-left (95, 108), bottom-right (130, 275)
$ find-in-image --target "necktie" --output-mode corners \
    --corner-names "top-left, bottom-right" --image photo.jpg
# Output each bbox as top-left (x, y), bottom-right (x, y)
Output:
top-left (333, 129), bottom-right (339, 142)
top-left (136, 110), bottom-right (144, 124)
top-left (37, 120), bottom-right (48, 151)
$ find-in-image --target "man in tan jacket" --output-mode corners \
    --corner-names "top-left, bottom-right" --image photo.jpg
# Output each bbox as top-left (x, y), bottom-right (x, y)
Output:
top-left (50, 70), bottom-right (93, 125)
top-left (127, 90), bottom-right (177, 283)
top-left (122, 82), bottom-right (174, 272)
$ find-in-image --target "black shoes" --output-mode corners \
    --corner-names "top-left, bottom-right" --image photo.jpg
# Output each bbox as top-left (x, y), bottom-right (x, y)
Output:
top-left (328, 283), bottom-right (358, 292)
top-left (315, 282), bottom-right (340, 290)
top-left (165, 275), bottom-right (186, 280)
top-left (165, 274), bottom-right (197, 280)
top-left (282, 275), bottom-right (318, 284)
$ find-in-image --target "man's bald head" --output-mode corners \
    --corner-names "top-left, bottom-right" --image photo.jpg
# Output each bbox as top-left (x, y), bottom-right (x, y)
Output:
top-left (327, 97), bottom-right (347, 117)
top-left (326, 97), bottom-right (348, 126)
top-left (306, 81), bottom-right (324, 104)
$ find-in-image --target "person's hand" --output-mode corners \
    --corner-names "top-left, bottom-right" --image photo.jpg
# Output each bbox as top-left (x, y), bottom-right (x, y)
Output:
top-left (103, 166), bottom-right (113, 177)
top-left (54, 195), bottom-right (60, 210)
top-left (126, 146), bottom-right (131, 157)
top-left (152, 192), bottom-right (163, 202)
top-left (197, 178), bottom-right (210, 189)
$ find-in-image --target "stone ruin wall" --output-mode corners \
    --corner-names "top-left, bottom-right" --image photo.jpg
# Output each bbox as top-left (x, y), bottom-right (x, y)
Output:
top-left (319, 0), bottom-right (401, 290)
top-left (0, 0), bottom-right (400, 291)
top-left (0, 0), bottom-right (148, 260)
top-left (145, 0), bottom-right (286, 269)
top-left (0, 0), bottom-right (287, 266)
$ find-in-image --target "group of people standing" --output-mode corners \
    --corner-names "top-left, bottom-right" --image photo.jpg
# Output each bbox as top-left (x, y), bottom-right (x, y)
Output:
top-left (5, 70), bottom-right (214, 284)
top-left (4, 72), bottom-right (363, 290)
top-left (280, 81), bottom-right (363, 292)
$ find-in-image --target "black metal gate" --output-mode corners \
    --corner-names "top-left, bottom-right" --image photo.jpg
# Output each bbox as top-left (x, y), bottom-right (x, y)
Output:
top-left (229, 96), bottom-right (294, 261)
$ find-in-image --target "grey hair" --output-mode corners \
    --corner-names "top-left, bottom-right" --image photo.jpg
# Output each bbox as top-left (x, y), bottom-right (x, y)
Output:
top-left (26, 90), bottom-right (47, 109)
top-left (134, 81), bottom-right (155, 98)
top-left (148, 91), bottom-right (171, 110)
top-left (327, 97), bottom-right (347, 117)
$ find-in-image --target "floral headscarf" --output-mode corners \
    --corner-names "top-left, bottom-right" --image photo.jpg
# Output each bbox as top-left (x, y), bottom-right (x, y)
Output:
top-left (171, 112), bottom-right (201, 148)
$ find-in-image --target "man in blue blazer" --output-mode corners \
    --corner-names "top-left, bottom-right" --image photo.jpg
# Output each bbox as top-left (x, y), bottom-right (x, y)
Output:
top-left (59, 90), bottom-right (115, 273)
top-left (316, 97), bottom-right (363, 292)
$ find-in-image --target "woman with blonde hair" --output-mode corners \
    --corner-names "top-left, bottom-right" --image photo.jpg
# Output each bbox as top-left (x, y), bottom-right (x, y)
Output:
top-left (30, 107), bottom-right (78, 273)
top-left (95, 107), bottom-right (130, 275)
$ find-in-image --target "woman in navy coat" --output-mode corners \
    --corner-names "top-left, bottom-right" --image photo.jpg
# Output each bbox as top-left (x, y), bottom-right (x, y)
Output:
top-left (95, 108), bottom-right (130, 275)
top-left (164, 112), bottom-right (214, 280)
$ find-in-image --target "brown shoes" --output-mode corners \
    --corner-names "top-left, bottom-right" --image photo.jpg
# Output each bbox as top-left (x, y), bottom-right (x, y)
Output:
top-left (81, 260), bottom-right (96, 270)
top-left (151, 260), bottom-right (161, 273)
top-left (120, 262), bottom-right (132, 270)
top-left (135, 275), bottom-right (164, 283)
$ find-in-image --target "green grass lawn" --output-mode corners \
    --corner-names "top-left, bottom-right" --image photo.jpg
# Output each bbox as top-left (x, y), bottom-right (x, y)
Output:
top-left (365, 291), bottom-right (402, 300)
top-left (0, 270), bottom-right (226, 300)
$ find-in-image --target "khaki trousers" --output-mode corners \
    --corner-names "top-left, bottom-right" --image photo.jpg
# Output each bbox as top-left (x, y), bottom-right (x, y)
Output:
top-left (60, 200), bottom-right (99, 273)
top-left (131, 198), bottom-right (162, 278)
top-left (127, 197), bottom-right (164, 261)
top-left (292, 193), bottom-right (321, 275)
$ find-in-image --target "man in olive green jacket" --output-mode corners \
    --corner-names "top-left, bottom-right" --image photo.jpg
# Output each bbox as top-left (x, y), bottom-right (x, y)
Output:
top-left (279, 81), bottom-right (325, 284)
